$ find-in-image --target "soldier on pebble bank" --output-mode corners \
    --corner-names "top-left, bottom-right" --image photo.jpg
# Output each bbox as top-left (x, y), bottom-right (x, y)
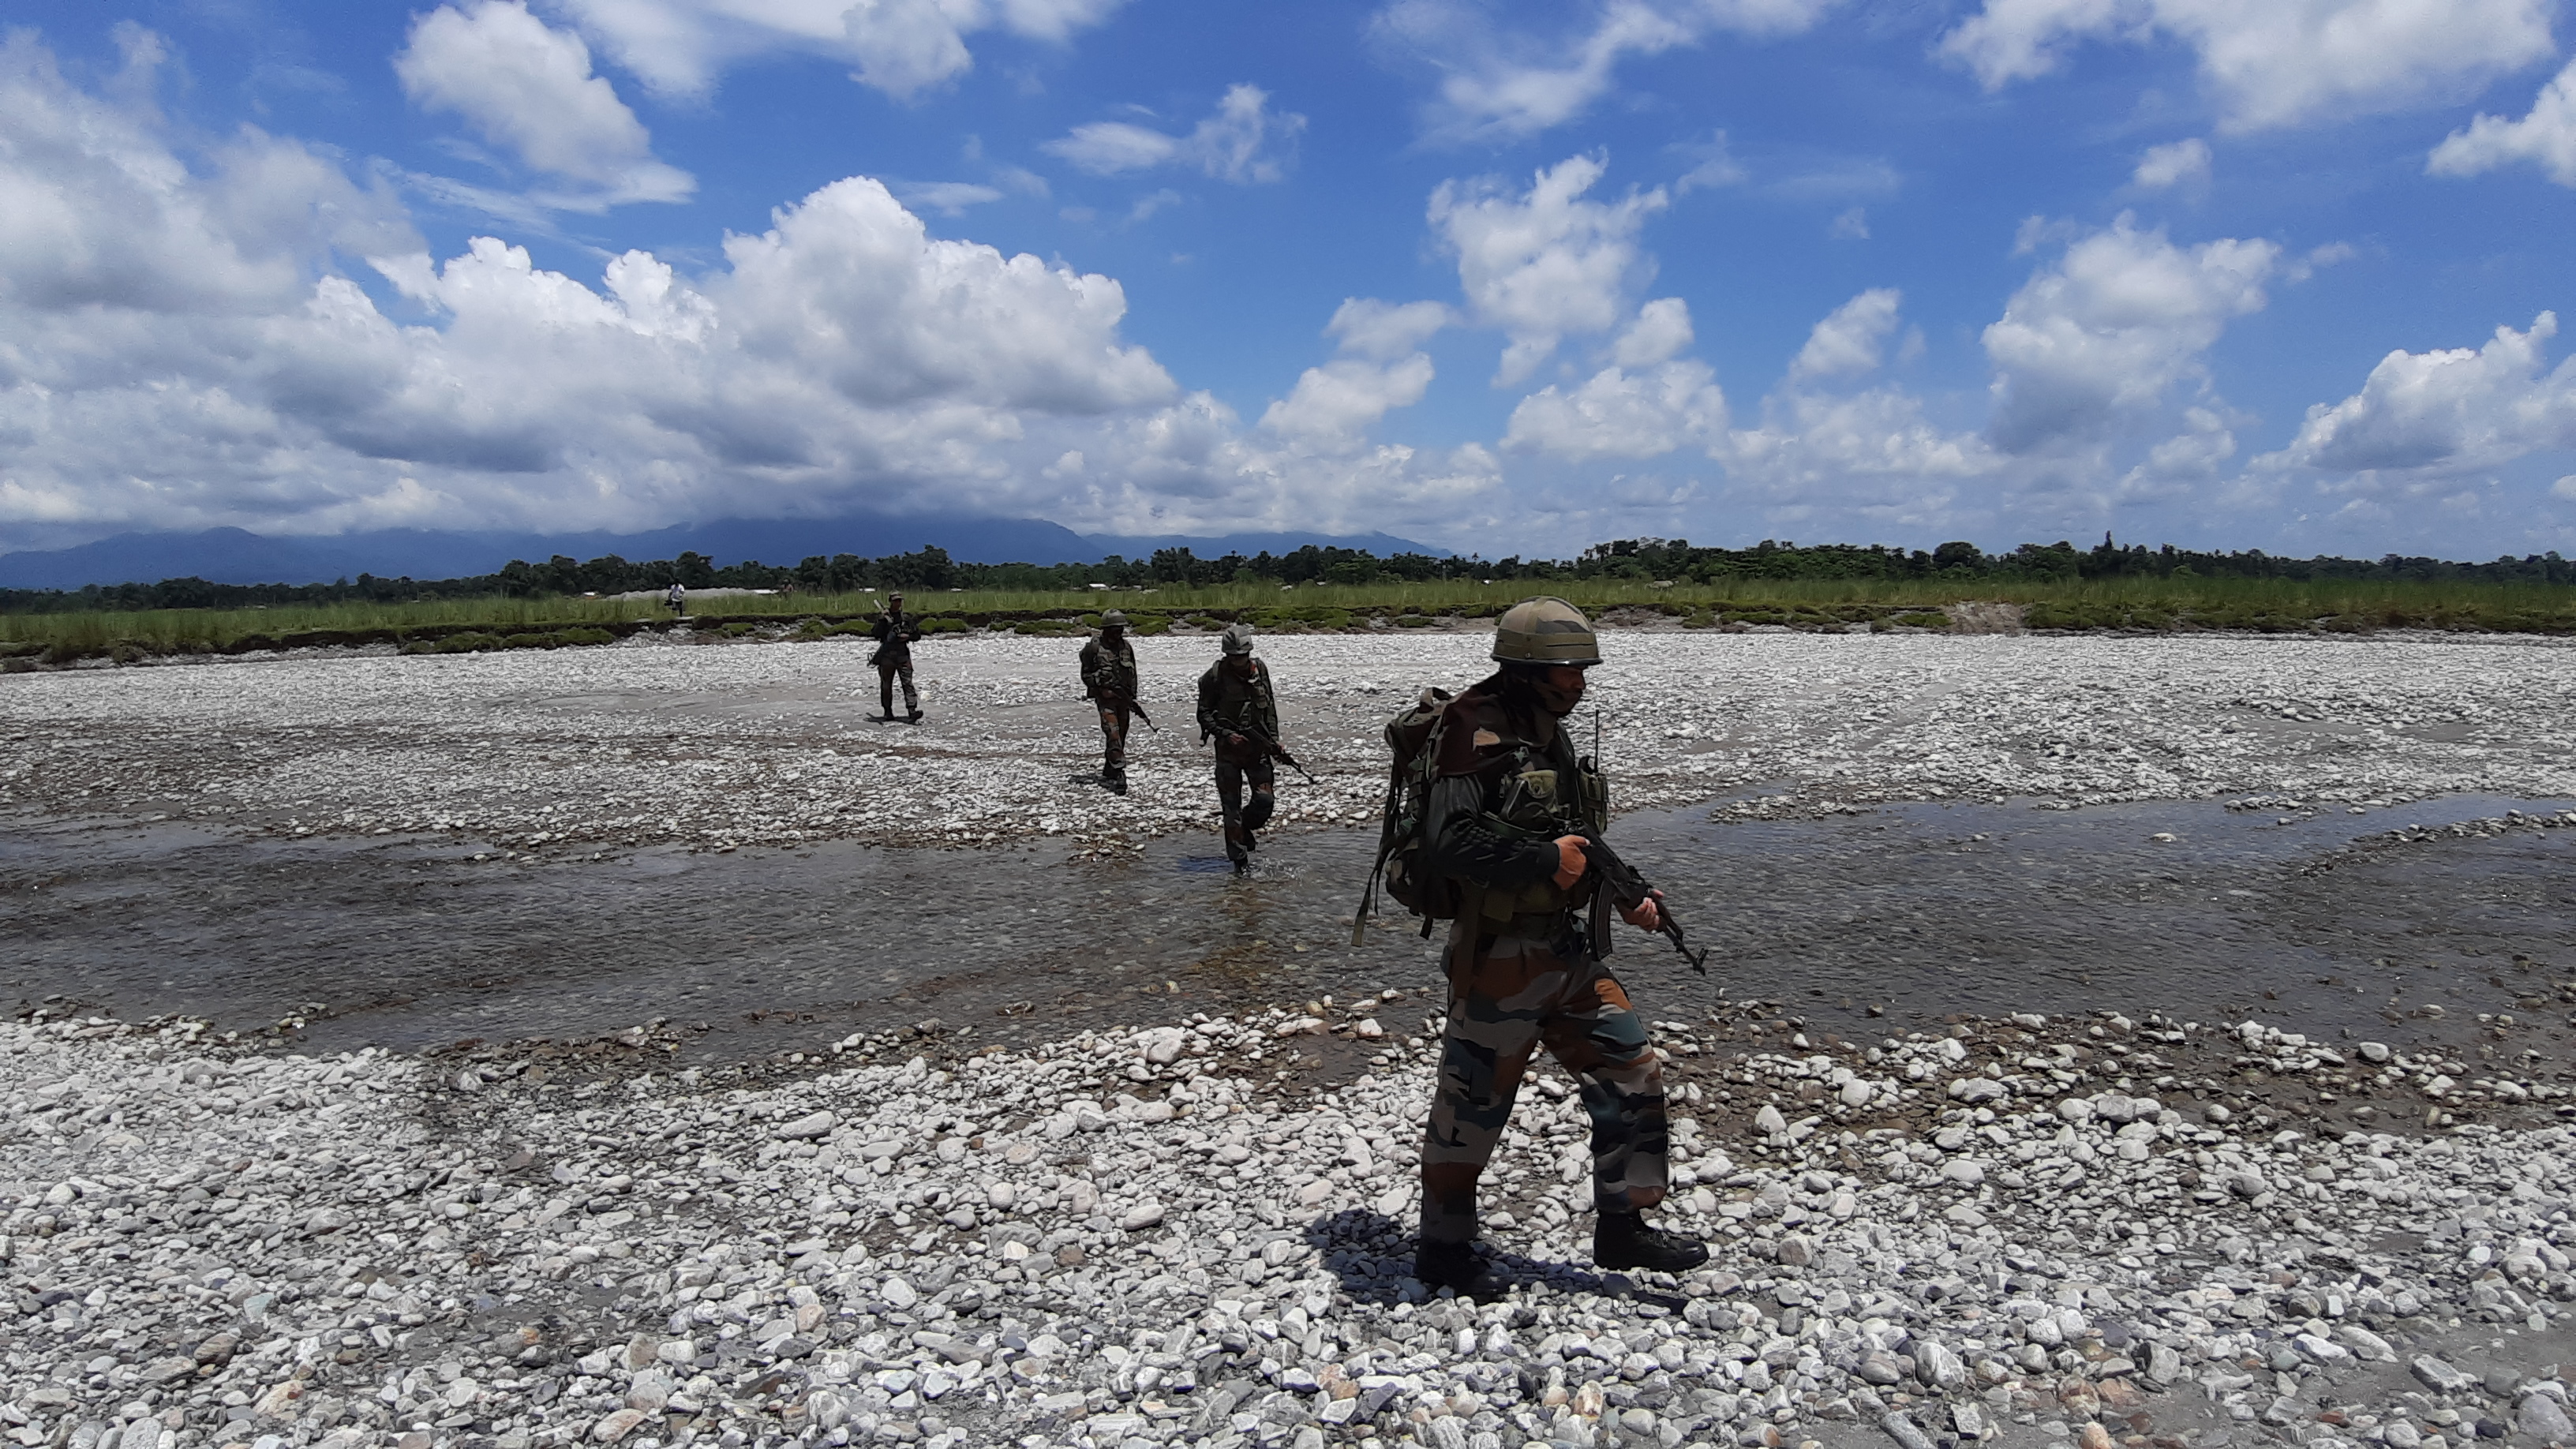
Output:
top-left (1078, 610), bottom-right (1140, 792)
top-left (1412, 596), bottom-right (1707, 1299)
top-left (1196, 623), bottom-right (1278, 873)
top-left (868, 591), bottom-right (925, 723)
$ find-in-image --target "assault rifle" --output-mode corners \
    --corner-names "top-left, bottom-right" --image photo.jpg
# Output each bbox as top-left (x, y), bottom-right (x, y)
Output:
top-left (1095, 687), bottom-right (1157, 731)
top-left (1576, 830), bottom-right (1709, 975)
top-left (1238, 719), bottom-right (1316, 784)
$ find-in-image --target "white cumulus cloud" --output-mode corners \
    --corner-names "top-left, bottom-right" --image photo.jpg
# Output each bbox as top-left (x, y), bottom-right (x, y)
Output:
top-left (1260, 356), bottom-right (1439, 455)
top-left (1326, 298), bottom-right (1455, 361)
top-left (1938, 0), bottom-right (2556, 133)
top-left (0, 34), bottom-right (1508, 550)
top-left (2258, 313), bottom-right (2576, 476)
top-left (1429, 153), bottom-right (1668, 386)
top-left (1982, 214), bottom-right (2278, 452)
top-left (1503, 358), bottom-right (1728, 461)
top-left (2133, 137), bottom-right (2211, 189)
top-left (1043, 84), bottom-right (1305, 183)
top-left (1719, 385), bottom-right (2001, 530)
top-left (2428, 58), bottom-right (2576, 186)
top-left (1257, 298), bottom-right (1452, 454)
top-left (549, 0), bottom-right (1132, 101)
top-left (1788, 289), bottom-right (1902, 380)
top-left (1374, 0), bottom-right (1841, 141)
top-left (1610, 298), bottom-right (1694, 368)
top-left (395, 0), bottom-right (692, 208)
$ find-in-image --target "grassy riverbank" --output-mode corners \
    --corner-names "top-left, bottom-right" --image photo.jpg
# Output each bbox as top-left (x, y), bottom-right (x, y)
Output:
top-left (7, 575), bottom-right (2576, 667)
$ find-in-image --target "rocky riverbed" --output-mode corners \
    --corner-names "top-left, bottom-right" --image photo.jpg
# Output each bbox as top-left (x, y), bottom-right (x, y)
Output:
top-left (4, 631), bottom-right (2575, 853)
top-left (6, 630), bottom-right (2574, 1449)
top-left (5, 992), bottom-right (2574, 1449)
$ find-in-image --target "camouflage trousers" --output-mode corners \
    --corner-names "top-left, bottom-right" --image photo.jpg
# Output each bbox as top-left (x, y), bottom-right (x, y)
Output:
top-left (1095, 705), bottom-right (1132, 773)
top-left (1213, 740), bottom-right (1275, 862)
top-left (1419, 923), bottom-right (1669, 1245)
top-left (877, 661), bottom-right (917, 717)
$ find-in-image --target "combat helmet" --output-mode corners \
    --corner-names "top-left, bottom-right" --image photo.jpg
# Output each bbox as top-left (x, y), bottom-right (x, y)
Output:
top-left (1491, 596), bottom-right (1601, 666)
top-left (1219, 623), bottom-right (1256, 656)
top-left (1100, 609), bottom-right (1129, 629)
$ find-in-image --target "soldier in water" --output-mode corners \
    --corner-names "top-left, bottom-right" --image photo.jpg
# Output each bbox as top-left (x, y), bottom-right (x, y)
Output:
top-left (1410, 597), bottom-right (1708, 1299)
top-left (1195, 623), bottom-right (1277, 872)
top-left (868, 591), bottom-right (925, 723)
top-left (1078, 610), bottom-right (1140, 792)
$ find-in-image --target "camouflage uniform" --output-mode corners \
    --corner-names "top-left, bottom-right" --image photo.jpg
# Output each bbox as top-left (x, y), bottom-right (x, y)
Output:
top-left (1078, 623), bottom-right (1139, 781)
top-left (1196, 635), bottom-right (1278, 867)
top-left (869, 602), bottom-right (923, 721)
top-left (1415, 683), bottom-right (1669, 1246)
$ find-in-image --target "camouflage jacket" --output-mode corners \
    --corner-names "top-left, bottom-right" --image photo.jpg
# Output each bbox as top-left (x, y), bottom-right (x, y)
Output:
top-left (1421, 684), bottom-right (1604, 916)
top-left (1196, 658), bottom-right (1277, 744)
top-left (1079, 635), bottom-right (1138, 704)
top-left (868, 609), bottom-right (922, 664)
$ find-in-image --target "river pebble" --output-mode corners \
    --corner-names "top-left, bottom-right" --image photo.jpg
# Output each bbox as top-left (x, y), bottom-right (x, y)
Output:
top-left (4, 632), bottom-right (2574, 852)
top-left (4, 1004), bottom-right (2571, 1449)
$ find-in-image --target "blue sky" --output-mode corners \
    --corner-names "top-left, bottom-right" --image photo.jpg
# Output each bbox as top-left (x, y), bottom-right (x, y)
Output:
top-left (5, 0), bottom-right (2576, 560)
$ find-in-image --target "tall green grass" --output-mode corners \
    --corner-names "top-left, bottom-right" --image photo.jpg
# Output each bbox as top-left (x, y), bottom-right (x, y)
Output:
top-left (7, 575), bottom-right (2576, 661)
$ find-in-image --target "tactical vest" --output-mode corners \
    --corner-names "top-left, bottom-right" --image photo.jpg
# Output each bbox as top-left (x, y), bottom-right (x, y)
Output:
top-left (1207, 664), bottom-right (1271, 730)
top-left (1462, 729), bottom-right (1608, 929)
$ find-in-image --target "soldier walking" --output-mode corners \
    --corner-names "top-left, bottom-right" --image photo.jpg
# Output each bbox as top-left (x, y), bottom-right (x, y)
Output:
top-left (1196, 623), bottom-right (1277, 872)
top-left (1411, 597), bottom-right (1707, 1298)
top-left (868, 591), bottom-right (925, 723)
top-left (1078, 609), bottom-right (1140, 792)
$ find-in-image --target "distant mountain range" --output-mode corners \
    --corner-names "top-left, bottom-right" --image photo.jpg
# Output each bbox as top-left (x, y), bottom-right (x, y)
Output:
top-left (0, 518), bottom-right (1446, 590)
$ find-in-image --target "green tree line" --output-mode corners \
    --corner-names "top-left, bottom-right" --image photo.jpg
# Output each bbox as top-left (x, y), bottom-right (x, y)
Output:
top-left (9, 534), bottom-right (2576, 616)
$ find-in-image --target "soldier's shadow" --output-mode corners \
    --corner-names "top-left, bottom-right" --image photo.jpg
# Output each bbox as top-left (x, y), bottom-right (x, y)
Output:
top-left (1299, 1209), bottom-right (1684, 1309)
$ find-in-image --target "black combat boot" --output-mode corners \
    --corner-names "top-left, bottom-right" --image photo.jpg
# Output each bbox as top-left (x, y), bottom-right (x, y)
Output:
top-left (907, 709), bottom-right (923, 724)
top-left (1593, 1211), bottom-right (1709, 1273)
top-left (1413, 1241), bottom-right (1509, 1301)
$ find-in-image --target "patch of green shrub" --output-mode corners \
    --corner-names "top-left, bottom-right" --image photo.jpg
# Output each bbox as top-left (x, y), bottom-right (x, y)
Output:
top-left (555, 627), bottom-right (614, 646)
top-left (1394, 613), bottom-right (1437, 627)
top-left (435, 631), bottom-right (500, 653)
top-left (1250, 605), bottom-right (1354, 632)
top-left (919, 616), bottom-right (970, 634)
top-left (1681, 612), bottom-right (1717, 629)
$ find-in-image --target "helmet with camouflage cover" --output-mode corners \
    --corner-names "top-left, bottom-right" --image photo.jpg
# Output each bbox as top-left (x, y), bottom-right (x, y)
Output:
top-left (1099, 609), bottom-right (1129, 629)
top-left (1491, 596), bottom-right (1601, 666)
top-left (1219, 622), bottom-right (1256, 656)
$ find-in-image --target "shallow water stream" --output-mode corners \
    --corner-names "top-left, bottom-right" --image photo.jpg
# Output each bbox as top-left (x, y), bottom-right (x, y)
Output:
top-left (6, 791), bottom-right (2571, 1061)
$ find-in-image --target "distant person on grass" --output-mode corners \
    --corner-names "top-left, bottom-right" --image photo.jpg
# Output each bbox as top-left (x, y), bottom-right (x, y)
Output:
top-left (665, 582), bottom-right (685, 619)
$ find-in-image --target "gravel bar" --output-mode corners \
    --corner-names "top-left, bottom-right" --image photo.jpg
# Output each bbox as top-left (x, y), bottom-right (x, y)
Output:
top-left (4, 999), bottom-right (2573, 1449)
top-left (5, 631), bottom-right (2576, 851)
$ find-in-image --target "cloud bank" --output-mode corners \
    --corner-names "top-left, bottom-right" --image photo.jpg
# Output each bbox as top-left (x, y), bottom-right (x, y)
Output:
top-left (395, 0), bottom-right (693, 209)
top-left (1939, 0), bottom-right (2555, 133)
top-left (549, 0), bottom-right (1131, 100)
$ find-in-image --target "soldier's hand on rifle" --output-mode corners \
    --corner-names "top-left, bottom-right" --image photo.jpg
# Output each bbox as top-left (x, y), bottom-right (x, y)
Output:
top-left (1226, 732), bottom-right (1247, 748)
top-left (1551, 835), bottom-right (1586, 889)
top-left (1619, 889), bottom-right (1664, 933)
